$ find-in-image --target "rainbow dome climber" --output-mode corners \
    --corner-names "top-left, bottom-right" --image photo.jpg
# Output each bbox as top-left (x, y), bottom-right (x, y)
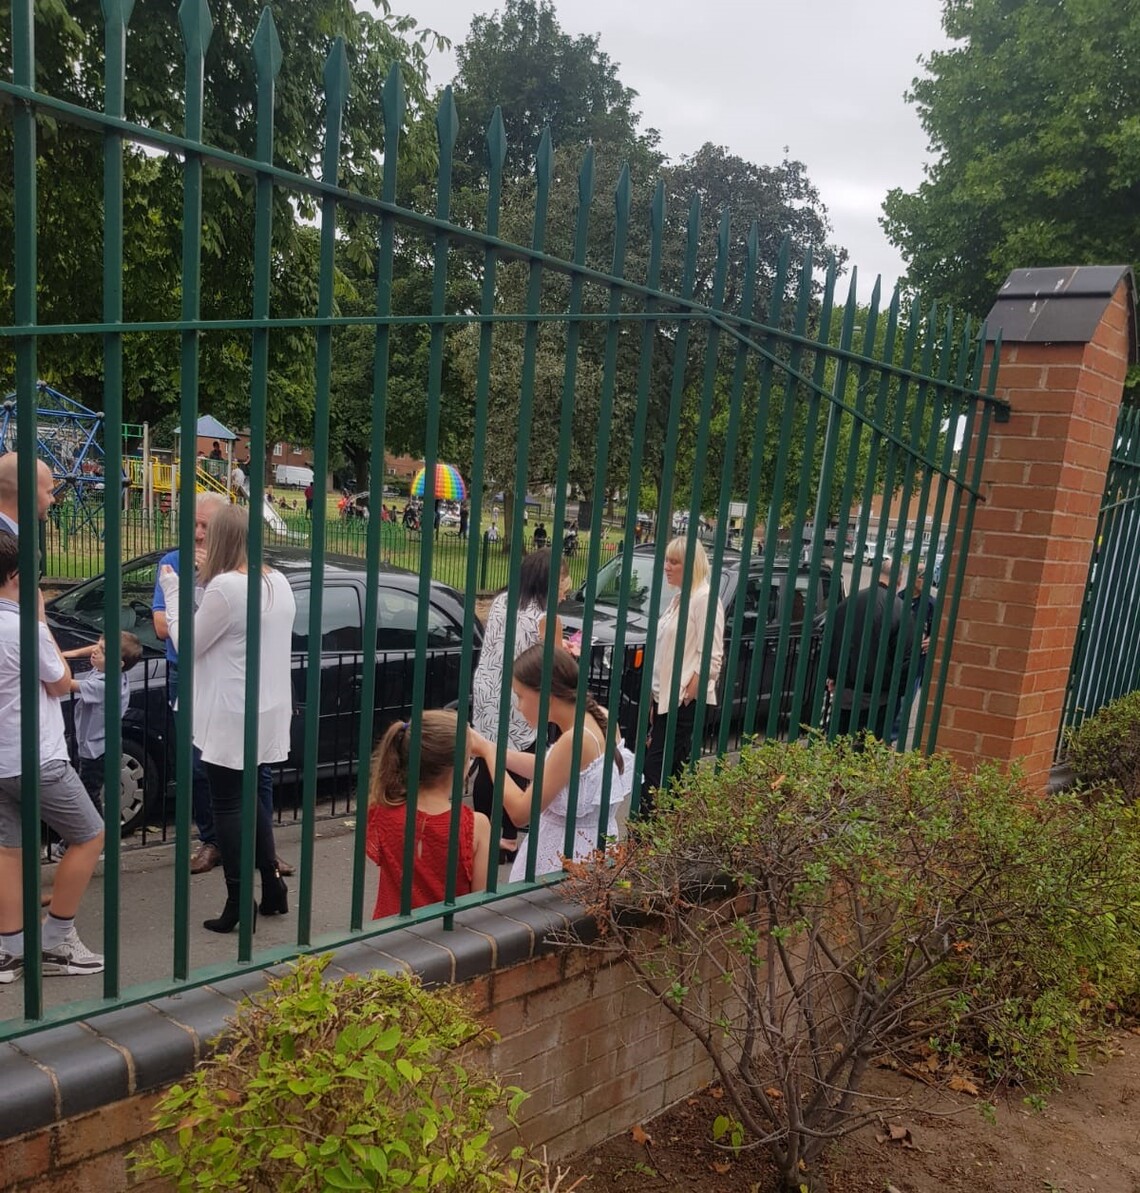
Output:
top-left (411, 462), bottom-right (467, 501)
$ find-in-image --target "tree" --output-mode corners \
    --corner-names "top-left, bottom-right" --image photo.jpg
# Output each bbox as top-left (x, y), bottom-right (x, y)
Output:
top-left (0, 0), bottom-right (445, 439)
top-left (882, 0), bottom-right (1140, 317)
top-left (450, 0), bottom-right (657, 181)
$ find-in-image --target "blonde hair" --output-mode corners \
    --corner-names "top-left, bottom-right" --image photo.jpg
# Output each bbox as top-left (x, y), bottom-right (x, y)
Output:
top-left (199, 503), bottom-right (250, 585)
top-left (369, 710), bottom-right (465, 807)
top-left (665, 535), bottom-right (710, 587)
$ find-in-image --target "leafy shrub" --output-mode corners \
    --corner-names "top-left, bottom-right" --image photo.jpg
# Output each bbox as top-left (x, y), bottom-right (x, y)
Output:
top-left (1065, 689), bottom-right (1140, 801)
top-left (133, 955), bottom-right (542, 1191)
top-left (562, 736), bottom-right (1140, 1192)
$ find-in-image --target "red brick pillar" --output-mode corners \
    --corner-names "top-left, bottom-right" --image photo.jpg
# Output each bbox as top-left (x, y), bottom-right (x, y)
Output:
top-left (936, 267), bottom-right (1137, 791)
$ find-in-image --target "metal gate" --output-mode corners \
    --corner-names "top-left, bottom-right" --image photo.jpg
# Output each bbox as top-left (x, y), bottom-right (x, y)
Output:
top-left (0, 1), bottom-right (1006, 1034)
top-left (1061, 402), bottom-right (1140, 739)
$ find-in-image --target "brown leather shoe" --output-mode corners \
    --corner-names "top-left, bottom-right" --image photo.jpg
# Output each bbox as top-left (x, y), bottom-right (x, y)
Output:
top-left (190, 842), bottom-right (222, 874)
top-left (275, 858), bottom-right (295, 877)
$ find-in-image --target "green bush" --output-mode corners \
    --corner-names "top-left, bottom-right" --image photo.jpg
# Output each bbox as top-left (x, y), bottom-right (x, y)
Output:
top-left (133, 955), bottom-right (538, 1192)
top-left (1065, 689), bottom-right (1140, 801)
top-left (563, 736), bottom-right (1140, 1192)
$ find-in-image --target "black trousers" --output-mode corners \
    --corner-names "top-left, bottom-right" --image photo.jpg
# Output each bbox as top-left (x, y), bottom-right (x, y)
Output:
top-left (639, 700), bottom-right (697, 817)
top-left (203, 762), bottom-right (279, 885)
top-left (834, 697), bottom-right (893, 744)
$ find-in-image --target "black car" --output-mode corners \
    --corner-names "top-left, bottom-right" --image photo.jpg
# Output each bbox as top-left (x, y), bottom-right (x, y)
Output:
top-left (45, 548), bottom-right (482, 833)
top-left (558, 544), bottom-right (843, 743)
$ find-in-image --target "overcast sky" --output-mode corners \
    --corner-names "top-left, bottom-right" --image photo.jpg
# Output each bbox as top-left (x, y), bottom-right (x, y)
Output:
top-left (391, 0), bottom-right (950, 296)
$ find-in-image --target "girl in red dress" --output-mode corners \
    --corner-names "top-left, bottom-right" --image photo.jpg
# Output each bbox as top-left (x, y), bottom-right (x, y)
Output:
top-left (366, 711), bottom-right (491, 919)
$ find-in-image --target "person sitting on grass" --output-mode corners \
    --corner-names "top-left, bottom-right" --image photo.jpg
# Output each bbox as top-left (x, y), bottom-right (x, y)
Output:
top-left (366, 710), bottom-right (491, 919)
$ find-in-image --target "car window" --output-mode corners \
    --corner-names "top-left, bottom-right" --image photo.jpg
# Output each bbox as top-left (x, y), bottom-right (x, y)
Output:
top-left (738, 570), bottom-right (830, 629)
top-left (589, 551), bottom-right (678, 612)
top-left (51, 556), bottom-right (163, 653)
top-left (291, 585), bottom-right (362, 652)
top-left (376, 586), bottom-right (464, 650)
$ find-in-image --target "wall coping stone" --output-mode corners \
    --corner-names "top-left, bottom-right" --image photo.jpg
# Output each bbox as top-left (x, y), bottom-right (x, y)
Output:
top-left (0, 885), bottom-right (599, 1143)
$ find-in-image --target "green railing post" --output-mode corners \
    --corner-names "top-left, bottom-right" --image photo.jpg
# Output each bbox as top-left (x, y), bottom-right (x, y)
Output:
top-left (12, 0), bottom-right (45, 1023)
top-left (298, 36), bottom-right (349, 947)
top-left (172, 0), bottom-right (213, 981)
top-left (99, 0), bottom-right (135, 998)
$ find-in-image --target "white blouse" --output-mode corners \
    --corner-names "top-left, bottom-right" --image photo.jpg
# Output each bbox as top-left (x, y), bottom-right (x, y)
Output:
top-left (159, 568), bottom-right (296, 770)
top-left (651, 580), bottom-right (725, 715)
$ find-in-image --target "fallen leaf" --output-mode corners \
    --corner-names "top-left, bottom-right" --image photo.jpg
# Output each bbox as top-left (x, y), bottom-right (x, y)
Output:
top-left (948, 1075), bottom-right (979, 1096)
top-left (687, 1098), bottom-right (699, 1106)
top-left (764, 1087), bottom-right (783, 1100)
top-left (769, 773), bottom-right (787, 789)
top-left (875, 1123), bottom-right (917, 1149)
top-left (873, 1054), bottom-right (900, 1070)
top-left (711, 1161), bottom-right (732, 1175)
top-left (708, 1086), bottom-right (724, 1100)
top-left (630, 1124), bottom-right (652, 1146)
top-left (921, 1053), bottom-right (940, 1072)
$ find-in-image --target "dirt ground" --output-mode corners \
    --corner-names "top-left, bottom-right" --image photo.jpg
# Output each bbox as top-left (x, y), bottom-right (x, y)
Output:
top-left (570, 1027), bottom-right (1140, 1192)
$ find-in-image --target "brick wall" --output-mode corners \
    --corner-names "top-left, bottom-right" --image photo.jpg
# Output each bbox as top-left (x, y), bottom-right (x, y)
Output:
top-left (0, 894), bottom-right (718, 1190)
top-left (936, 280), bottom-right (1134, 789)
top-left (0, 1091), bottom-right (166, 1193)
top-left (477, 945), bottom-right (717, 1161)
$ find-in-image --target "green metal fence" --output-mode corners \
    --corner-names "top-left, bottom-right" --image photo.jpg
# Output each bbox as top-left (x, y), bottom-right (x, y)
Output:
top-left (1060, 402), bottom-right (1140, 740)
top-left (0, 2), bottom-right (1006, 1037)
top-left (37, 500), bottom-right (606, 590)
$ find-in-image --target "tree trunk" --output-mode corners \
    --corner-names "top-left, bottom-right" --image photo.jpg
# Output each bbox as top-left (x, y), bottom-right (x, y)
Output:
top-left (347, 446), bottom-right (370, 494)
top-left (501, 490), bottom-right (514, 553)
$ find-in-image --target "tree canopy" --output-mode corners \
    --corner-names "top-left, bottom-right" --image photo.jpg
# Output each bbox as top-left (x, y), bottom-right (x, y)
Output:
top-left (0, 0), bottom-right (444, 441)
top-left (450, 0), bottom-right (658, 179)
top-left (882, 0), bottom-right (1140, 317)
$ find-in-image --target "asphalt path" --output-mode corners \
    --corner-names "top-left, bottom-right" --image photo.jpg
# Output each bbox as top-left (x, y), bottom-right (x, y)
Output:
top-left (0, 815), bottom-right (520, 1024)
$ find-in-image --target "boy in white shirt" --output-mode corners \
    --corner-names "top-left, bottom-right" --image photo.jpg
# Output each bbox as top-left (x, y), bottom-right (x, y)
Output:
top-left (0, 532), bottom-right (105, 983)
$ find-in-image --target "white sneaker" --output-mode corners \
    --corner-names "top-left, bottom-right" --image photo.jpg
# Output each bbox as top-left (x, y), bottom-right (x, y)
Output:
top-left (41, 929), bottom-right (104, 976)
top-left (0, 951), bottom-right (24, 983)
top-left (49, 841), bottom-right (68, 861)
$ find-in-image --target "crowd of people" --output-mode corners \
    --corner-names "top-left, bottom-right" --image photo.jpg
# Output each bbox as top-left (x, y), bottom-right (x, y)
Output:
top-left (0, 447), bottom-right (932, 975)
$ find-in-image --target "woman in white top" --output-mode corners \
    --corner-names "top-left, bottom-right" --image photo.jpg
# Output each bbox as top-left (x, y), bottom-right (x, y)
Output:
top-left (158, 504), bottom-right (296, 933)
top-left (640, 536), bottom-right (725, 815)
top-left (470, 644), bottom-right (632, 880)
top-left (470, 548), bottom-right (570, 863)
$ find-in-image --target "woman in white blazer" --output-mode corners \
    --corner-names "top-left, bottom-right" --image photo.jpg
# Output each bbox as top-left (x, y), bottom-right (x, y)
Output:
top-left (640, 536), bottom-right (724, 815)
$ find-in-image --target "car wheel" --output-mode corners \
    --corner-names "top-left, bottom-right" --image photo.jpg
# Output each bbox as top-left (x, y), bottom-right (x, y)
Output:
top-left (118, 738), bottom-right (159, 836)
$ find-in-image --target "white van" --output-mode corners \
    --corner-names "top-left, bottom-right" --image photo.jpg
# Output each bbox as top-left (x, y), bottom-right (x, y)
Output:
top-left (274, 464), bottom-right (314, 488)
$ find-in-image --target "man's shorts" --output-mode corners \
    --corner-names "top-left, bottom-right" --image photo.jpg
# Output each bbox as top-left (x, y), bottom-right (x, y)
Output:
top-left (0, 758), bottom-right (105, 848)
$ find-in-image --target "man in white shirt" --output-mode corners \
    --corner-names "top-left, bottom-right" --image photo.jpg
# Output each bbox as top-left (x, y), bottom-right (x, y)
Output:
top-left (0, 532), bottom-right (106, 983)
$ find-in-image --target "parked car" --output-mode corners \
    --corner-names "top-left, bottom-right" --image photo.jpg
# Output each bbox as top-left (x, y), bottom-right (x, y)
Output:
top-left (557, 544), bottom-right (843, 743)
top-left (45, 548), bottom-right (481, 834)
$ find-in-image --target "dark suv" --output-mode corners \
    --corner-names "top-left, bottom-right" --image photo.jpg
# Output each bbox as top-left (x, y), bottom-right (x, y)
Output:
top-left (558, 544), bottom-right (842, 743)
top-left (46, 548), bottom-right (481, 833)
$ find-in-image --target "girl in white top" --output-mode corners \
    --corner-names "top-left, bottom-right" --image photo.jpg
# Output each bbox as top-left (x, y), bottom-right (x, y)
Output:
top-left (470, 644), bottom-right (632, 881)
top-left (470, 549), bottom-right (570, 864)
top-left (158, 504), bottom-right (296, 933)
top-left (641, 536), bottom-right (725, 815)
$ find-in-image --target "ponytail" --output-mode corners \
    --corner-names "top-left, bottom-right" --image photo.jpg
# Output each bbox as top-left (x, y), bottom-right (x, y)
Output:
top-left (368, 710), bottom-right (463, 807)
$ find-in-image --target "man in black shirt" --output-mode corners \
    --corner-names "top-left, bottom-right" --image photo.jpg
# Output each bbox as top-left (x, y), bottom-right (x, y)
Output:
top-left (827, 566), bottom-right (915, 741)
